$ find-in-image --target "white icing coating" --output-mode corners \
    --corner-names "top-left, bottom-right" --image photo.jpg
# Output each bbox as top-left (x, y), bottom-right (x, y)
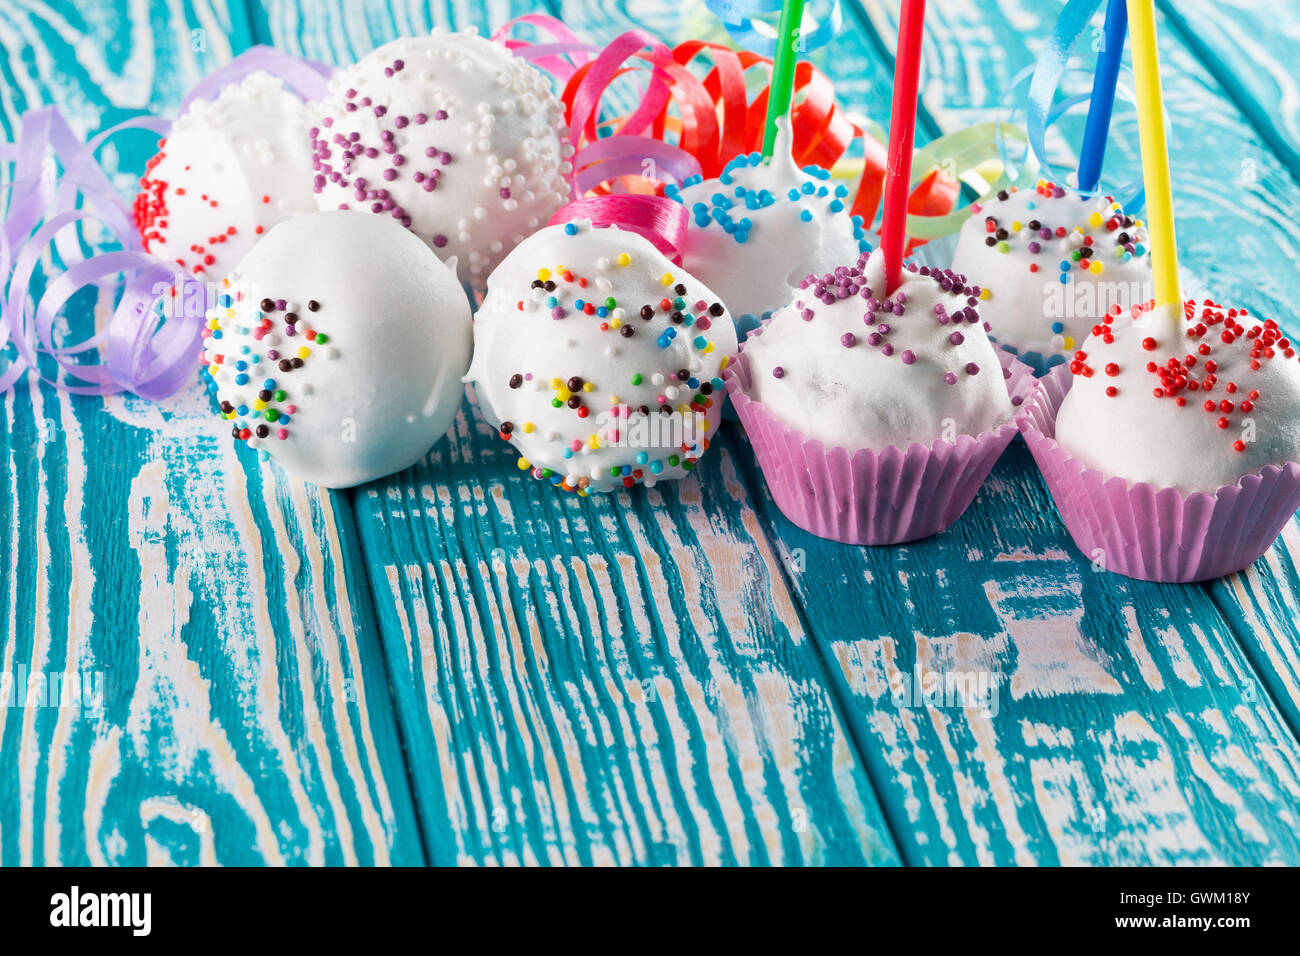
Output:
top-left (950, 182), bottom-right (1152, 361)
top-left (202, 211), bottom-right (472, 488)
top-left (743, 248), bottom-right (1013, 450)
top-left (1055, 300), bottom-right (1300, 492)
top-left (308, 28), bottom-right (573, 288)
top-left (466, 220), bottom-right (738, 494)
top-left (135, 71), bottom-right (317, 279)
top-left (668, 123), bottom-right (868, 331)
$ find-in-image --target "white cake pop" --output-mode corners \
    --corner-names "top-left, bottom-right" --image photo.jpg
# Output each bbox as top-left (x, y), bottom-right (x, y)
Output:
top-left (308, 28), bottom-right (573, 289)
top-left (665, 125), bottom-right (870, 338)
top-left (1054, 298), bottom-right (1300, 491)
top-left (950, 179), bottom-right (1152, 368)
top-left (466, 219), bottom-right (738, 494)
top-left (742, 248), bottom-right (1013, 449)
top-left (134, 71), bottom-right (317, 279)
top-left (201, 211), bottom-right (472, 488)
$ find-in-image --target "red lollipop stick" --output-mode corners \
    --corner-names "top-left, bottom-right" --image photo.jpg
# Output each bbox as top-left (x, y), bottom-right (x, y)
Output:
top-left (880, 0), bottom-right (926, 293)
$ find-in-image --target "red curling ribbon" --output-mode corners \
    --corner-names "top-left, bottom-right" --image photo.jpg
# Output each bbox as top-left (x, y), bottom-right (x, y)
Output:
top-left (493, 15), bottom-right (956, 234)
top-left (549, 195), bottom-right (690, 265)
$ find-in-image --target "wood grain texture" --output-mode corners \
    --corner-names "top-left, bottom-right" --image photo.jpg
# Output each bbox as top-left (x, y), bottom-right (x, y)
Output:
top-left (1156, 0), bottom-right (1300, 178)
top-left (4, 0), bottom-right (1299, 867)
top-left (355, 398), bottom-right (899, 864)
top-left (262, 0), bottom-right (899, 865)
top-left (760, 0), bottom-right (1300, 863)
top-left (0, 0), bottom-right (421, 865)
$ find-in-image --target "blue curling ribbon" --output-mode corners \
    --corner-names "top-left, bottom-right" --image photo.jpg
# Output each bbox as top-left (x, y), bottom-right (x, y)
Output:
top-left (705, 0), bottom-right (843, 57)
top-left (1022, 0), bottom-right (1145, 211)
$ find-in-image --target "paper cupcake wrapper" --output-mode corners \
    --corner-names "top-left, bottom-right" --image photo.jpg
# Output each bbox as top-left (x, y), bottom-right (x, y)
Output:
top-left (727, 347), bottom-right (1038, 545)
top-left (1016, 364), bottom-right (1300, 583)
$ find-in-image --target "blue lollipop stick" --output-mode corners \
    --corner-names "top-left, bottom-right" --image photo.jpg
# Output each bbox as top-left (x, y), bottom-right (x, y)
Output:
top-left (1076, 0), bottom-right (1127, 193)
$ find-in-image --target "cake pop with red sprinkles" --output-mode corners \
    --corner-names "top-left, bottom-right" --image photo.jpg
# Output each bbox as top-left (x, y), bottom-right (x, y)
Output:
top-left (134, 71), bottom-right (317, 279)
top-left (741, 248), bottom-right (1015, 449)
top-left (950, 180), bottom-right (1152, 371)
top-left (201, 211), bottom-right (472, 488)
top-left (1054, 298), bottom-right (1300, 491)
top-left (466, 219), bottom-right (737, 494)
top-left (308, 28), bottom-right (573, 289)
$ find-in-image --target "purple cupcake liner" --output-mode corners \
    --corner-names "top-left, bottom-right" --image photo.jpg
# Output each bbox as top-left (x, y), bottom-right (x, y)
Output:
top-left (1016, 364), bottom-right (1300, 583)
top-left (726, 347), bottom-right (1039, 545)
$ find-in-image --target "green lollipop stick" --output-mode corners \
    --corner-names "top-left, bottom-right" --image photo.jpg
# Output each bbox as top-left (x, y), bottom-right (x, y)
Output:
top-left (761, 0), bottom-right (808, 159)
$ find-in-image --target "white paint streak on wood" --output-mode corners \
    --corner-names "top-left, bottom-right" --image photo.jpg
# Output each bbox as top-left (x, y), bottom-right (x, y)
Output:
top-left (263, 479), bottom-right (357, 865)
top-left (41, 387), bottom-right (96, 864)
top-left (141, 796), bottom-right (218, 866)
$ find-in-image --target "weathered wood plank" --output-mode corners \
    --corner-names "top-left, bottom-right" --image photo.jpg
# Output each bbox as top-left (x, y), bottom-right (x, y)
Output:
top-left (353, 395), bottom-right (899, 864)
top-left (267, 0), bottom-right (901, 864)
top-left (744, 0), bottom-right (1300, 863)
top-left (1156, 0), bottom-right (1300, 178)
top-left (0, 0), bottom-right (421, 865)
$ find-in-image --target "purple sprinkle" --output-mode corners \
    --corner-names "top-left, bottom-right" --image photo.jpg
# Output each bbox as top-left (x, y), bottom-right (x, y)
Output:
top-left (800, 308), bottom-right (814, 321)
top-left (1027, 241), bottom-right (1041, 254)
top-left (267, 350), bottom-right (280, 360)
top-left (499, 187), bottom-right (511, 199)
top-left (383, 168), bottom-right (397, 181)
top-left (841, 333), bottom-right (857, 348)
top-left (900, 349), bottom-right (916, 365)
top-left (881, 343), bottom-right (894, 357)
top-left (432, 234), bottom-right (448, 248)
top-left (867, 332), bottom-right (882, 346)
top-left (772, 366), bottom-right (785, 379)
top-left (948, 331), bottom-right (965, 345)
top-left (965, 362), bottom-right (980, 375)
top-left (944, 371), bottom-right (958, 385)
top-left (434, 110), bottom-right (448, 121)
top-left (395, 116), bottom-right (409, 129)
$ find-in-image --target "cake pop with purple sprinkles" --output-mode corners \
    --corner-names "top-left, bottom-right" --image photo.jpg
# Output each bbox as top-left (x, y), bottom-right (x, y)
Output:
top-left (741, 247), bottom-right (1014, 449)
top-left (308, 28), bottom-right (573, 289)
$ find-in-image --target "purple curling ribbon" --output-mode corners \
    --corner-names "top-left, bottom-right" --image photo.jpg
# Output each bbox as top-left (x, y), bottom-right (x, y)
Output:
top-left (0, 46), bottom-right (334, 398)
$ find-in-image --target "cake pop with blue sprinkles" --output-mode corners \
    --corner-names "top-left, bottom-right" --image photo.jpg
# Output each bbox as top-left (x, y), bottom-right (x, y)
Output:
top-left (665, 121), bottom-right (870, 341)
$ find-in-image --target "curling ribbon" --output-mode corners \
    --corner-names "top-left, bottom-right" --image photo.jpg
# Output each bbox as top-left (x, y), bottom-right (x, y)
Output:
top-left (0, 47), bottom-right (333, 397)
top-left (705, 0), bottom-right (843, 59)
top-left (1023, 0), bottom-right (1145, 209)
top-left (549, 195), bottom-right (690, 265)
top-left (492, 15), bottom-right (929, 230)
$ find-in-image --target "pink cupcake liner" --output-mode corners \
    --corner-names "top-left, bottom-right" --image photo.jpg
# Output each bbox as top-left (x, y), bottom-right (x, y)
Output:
top-left (726, 347), bottom-right (1039, 545)
top-left (1016, 364), bottom-right (1300, 583)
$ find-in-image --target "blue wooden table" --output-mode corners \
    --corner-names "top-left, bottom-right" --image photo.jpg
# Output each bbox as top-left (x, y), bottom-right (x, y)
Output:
top-left (2, 0), bottom-right (1299, 866)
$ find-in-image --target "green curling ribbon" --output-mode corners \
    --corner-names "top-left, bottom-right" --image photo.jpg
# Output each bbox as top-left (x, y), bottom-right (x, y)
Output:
top-left (904, 121), bottom-right (1038, 240)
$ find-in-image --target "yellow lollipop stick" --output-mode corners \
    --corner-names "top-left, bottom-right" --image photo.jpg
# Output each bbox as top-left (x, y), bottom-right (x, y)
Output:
top-left (1126, 0), bottom-right (1181, 309)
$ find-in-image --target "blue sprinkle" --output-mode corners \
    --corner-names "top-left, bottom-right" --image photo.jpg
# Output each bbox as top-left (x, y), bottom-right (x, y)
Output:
top-left (264, 379), bottom-right (276, 388)
top-left (801, 182), bottom-right (815, 195)
top-left (800, 210), bottom-right (813, 222)
top-left (1051, 321), bottom-right (1064, 334)
top-left (236, 405), bottom-right (249, 416)
top-left (636, 452), bottom-right (648, 465)
top-left (687, 376), bottom-right (700, 388)
top-left (788, 188), bottom-right (800, 201)
top-left (563, 223), bottom-right (577, 235)
top-left (649, 461), bottom-right (663, 474)
top-left (835, 184), bottom-right (850, 198)
top-left (235, 374), bottom-right (249, 386)
top-left (829, 199), bottom-right (844, 213)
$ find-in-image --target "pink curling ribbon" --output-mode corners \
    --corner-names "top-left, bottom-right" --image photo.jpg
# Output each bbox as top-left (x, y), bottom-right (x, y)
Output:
top-left (0, 47), bottom-right (334, 398)
top-left (549, 195), bottom-right (690, 265)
